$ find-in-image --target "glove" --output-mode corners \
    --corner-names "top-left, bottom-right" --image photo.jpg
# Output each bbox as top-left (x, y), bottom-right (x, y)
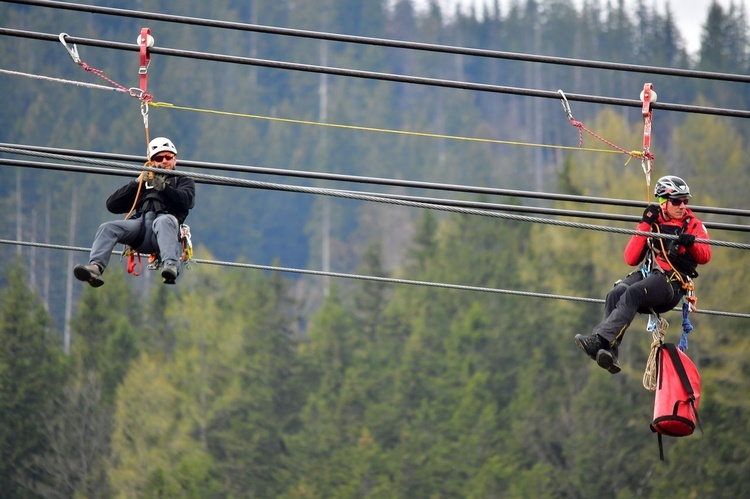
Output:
top-left (677, 232), bottom-right (696, 247)
top-left (150, 173), bottom-right (167, 191)
top-left (641, 204), bottom-right (660, 224)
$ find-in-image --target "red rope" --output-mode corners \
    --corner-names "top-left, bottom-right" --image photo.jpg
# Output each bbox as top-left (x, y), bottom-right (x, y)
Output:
top-left (566, 116), bottom-right (649, 161)
top-left (77, 61), bottom-right (153, 102)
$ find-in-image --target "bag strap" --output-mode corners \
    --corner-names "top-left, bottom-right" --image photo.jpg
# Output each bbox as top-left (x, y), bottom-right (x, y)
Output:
top-left (663, 343), bottom-right (694, 398)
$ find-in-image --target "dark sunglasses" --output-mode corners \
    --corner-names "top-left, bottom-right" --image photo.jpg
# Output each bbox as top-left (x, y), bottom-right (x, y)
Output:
top-left (669, 197), bottom-right (689, 206)
top-left (152, 153), bottom-right (175, 162)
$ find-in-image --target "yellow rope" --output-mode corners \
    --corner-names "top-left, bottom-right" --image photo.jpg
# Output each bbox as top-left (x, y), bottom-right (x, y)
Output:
top-left (151, 100), bottom-right (623, 154)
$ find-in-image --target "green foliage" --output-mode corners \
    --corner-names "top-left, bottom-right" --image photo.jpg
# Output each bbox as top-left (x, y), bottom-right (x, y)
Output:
top-left (2, 0), bottom-right (750, 496)
top-left (0, 259), bottom-right (69, 496)
top-left (22, 371), bottom-right (112, 498)
top-left (70, 266), bottom-right (144, 404)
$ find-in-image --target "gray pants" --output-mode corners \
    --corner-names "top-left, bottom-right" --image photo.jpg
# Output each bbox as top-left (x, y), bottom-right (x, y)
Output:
top-left (89, 211), bottom-right (181, 270)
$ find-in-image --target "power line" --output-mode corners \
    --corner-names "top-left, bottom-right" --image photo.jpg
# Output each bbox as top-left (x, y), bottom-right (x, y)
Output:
top-left (3, 150), bottom-right (750, 249)
top-left (2, 238), bottom-right (748, 320)
top-left (5, 0), bottom-right (750, 84)
top-left (3, 28), bottom-right (750, 120)
top-left (4, 143), bottom-right (750, 225)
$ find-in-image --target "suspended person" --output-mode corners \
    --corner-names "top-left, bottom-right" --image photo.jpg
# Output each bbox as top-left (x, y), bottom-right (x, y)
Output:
top-left (74, 137), bottom-right (195, 287)
top-left (575, 175), bottom-right (711, 374)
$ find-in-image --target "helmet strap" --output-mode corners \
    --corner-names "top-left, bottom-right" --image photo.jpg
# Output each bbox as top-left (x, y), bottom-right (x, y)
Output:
top-left (658, 198), bottom-right (673, 221)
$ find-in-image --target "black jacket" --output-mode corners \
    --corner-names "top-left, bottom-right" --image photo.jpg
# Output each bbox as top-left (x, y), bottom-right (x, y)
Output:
top-left (106, 174), bottom-right (195, 224)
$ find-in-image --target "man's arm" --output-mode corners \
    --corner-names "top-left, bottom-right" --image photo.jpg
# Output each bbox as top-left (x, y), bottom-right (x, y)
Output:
top-left (106, 181), bottom-right (140, 214)
top-left (686, 218), bottom-right (711, 265)
top-left (162, 176), bottom-right (195, 211)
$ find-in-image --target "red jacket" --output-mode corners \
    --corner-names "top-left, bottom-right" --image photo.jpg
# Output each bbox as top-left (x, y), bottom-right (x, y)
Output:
top-left (624, 208), bottom-right (711, 273)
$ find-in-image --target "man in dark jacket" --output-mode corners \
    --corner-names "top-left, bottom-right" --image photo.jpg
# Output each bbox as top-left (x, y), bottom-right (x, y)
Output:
top-left (74, 137), bottom-right (196, 287)
top-left (575, 175), bottom-right (711, 374)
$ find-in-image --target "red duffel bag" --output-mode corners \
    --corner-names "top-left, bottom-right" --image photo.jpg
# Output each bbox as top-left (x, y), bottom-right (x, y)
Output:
top-left (650, 343), bottom-right (702, 461)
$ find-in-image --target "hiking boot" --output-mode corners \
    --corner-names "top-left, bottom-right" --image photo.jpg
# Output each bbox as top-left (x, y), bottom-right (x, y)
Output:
top-left (161, 261), bottom-right (179, 285)
top-left (73, 263), bottom-right (104, 288)
top-left (596, 349), bottom-right (622, 374)
top-left (574, 334), bottom-right (605, 360)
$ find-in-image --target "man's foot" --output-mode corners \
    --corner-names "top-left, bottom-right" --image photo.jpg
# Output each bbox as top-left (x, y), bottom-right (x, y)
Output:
top-left (73, 263), bottom-right (104, 288)
top-left (575, 334), bottom-right (621, 374)
top-left (161, 261), bottom-right (179, 285)
top-left (574, 334), bottom-right (605, 360)
top-left (596, 349), bottom-right (622, 374)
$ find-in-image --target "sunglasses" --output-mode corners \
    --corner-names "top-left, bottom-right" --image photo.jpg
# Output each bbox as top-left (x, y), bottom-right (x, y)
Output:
top-left (669, 198), bottom-right (689, 206)
top-left (152, 153), bottom-right (175, 162)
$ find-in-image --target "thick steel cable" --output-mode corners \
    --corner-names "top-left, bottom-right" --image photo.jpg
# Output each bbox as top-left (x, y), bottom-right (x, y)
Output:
top-left (2, 28), bottom-right (750, 119)
top-left (2, 148), bottom-right (749, 251)
top-left (4, 144), bottom-right (750, 230)
top-left (2, 238), bottom-right (748, 320)
top-left (4, 0), bottom-right (750, 84)
top-left (0, 153), bottom-right (750, 237)
top-left (8, 155), bottom-right (749, 233)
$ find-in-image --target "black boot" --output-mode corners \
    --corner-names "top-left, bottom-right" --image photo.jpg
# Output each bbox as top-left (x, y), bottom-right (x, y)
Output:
top-left (73, 263), bottom-right (104, 288)
top-left (574, 334), bottom-right (605, 360)
top-left (596, 349), bottom-right (622, 374)
top-left (575, 334), bottom-right (621, 374)
top-left (161, 261), bottom-right (179, 285)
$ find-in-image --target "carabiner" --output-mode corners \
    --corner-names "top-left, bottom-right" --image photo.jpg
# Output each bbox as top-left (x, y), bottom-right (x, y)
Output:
top-left (641, 158), bottom-right (652, 186)
top-left (129, 87), bottom-right (145, 100)
top-left (58, 33), bottom-right (80, 64)
top-left (558, 89), bottom-right (574, 121)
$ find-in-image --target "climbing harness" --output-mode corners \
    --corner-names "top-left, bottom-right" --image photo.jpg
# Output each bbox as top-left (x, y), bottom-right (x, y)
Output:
top-left (123, 246), bottom-right (143, 276)
top-left (651, 223), bottom-right (698, 312)
top-left (640, 222), bottom-right (698, 396)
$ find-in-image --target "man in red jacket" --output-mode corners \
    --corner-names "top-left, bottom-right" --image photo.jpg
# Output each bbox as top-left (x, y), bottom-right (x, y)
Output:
top-left (575, 176), bottom-right (711, 374)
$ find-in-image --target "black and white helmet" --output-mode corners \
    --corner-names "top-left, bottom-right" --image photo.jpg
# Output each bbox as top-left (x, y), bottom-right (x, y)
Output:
top-left (147, 137), bottom-right (177, 159)
top-left (654, 175), bottom-right (691, 199)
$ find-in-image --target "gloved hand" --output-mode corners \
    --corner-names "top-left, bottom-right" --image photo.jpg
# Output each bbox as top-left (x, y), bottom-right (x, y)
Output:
top-left (150, 173), bottom-right (167, 191)
top-left (641, 204), bottom-right (661, 224)
top-left (677, 232), bottom-right (696, 247)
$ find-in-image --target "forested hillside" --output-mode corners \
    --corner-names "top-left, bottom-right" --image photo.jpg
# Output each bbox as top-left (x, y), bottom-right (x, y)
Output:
top-left (1, 0), bottom-right (749, 496)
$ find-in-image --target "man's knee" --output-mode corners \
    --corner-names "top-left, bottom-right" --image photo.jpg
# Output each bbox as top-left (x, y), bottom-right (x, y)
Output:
top-left (606, 283), bottom-right (628, 303)
top-left (622, 284), bottom-right (648, 309)
top-left (154, 214), bottom-right (178, 231)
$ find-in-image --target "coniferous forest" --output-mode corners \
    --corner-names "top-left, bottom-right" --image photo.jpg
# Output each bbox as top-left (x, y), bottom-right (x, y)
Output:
top-left (2, 0), bottom-right (750, 497)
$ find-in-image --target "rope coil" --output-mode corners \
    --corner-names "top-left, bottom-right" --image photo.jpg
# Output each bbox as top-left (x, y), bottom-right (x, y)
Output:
top-left (643, 315), bottom-right (669, 391)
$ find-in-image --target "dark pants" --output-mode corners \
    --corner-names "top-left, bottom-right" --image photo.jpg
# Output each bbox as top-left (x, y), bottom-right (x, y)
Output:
top-left (594, 270), bottom-right (684, 348)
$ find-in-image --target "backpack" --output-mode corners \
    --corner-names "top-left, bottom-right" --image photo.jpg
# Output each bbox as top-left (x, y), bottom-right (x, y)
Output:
top-left (650, 343), bottom-right (702, 461)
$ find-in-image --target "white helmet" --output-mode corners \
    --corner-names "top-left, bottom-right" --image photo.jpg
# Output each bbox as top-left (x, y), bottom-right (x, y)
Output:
top-left (147, 136), bottom-right (177, 159)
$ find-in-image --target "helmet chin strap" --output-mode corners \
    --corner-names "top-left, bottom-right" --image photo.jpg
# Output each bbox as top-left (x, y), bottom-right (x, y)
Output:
top-left (659, 200), bottom-right (672, 221)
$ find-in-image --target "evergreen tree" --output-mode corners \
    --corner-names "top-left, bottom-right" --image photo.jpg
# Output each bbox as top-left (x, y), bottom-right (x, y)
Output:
top-left (21, 371), bottom-right (112, 498)
top-left (69, 266), bottom-right (144, 404)
top-left (0, 259), bottom-right (69, 496)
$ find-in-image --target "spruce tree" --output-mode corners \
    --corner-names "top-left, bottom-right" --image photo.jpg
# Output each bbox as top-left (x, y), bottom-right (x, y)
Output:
top-left (0, 259), bottom-right (69, 496)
